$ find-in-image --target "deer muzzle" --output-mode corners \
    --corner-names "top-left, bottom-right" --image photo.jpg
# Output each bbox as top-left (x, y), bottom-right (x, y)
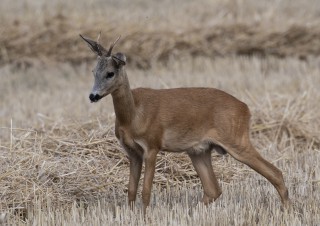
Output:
top-left (89, 93), bottom-right (102, 102)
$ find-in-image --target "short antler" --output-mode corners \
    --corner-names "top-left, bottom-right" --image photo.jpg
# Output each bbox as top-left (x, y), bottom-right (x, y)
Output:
top-left (107, 36), bottom-right (121, 56)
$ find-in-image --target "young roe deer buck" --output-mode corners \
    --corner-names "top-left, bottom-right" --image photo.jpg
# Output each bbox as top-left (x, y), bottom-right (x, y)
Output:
top-left (80, 34), bottom-right (290, 212)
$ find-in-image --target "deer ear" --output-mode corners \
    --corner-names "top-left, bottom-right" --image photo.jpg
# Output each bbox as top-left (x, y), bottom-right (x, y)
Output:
top-left (79, 34), bottom-right (107, 56)
top-left (112, 52), bottom-right (126, 66)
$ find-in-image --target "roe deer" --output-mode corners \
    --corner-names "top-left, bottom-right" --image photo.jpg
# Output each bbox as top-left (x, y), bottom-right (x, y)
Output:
top-left (80, 34), bottom-right (290, 212)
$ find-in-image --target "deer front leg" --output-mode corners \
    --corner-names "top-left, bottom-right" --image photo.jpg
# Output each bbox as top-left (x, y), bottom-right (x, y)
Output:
top-left (142, 149), bottom-right (158, 214)
top-left (128, 153), bottom-right (143, 208)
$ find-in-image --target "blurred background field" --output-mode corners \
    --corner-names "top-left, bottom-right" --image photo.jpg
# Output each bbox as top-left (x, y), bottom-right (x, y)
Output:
top-left (1, 0), bottom-right (320, 68)
top-left (0, 0), bottom-right (320, 225)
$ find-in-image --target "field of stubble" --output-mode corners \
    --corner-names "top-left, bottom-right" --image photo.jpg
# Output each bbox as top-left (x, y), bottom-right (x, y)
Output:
top-left (0, 0), bottom-right (320, 225)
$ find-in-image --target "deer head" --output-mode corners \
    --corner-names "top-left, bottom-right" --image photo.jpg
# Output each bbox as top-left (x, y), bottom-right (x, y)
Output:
top-left (80, 34), bottom-right (126, 102)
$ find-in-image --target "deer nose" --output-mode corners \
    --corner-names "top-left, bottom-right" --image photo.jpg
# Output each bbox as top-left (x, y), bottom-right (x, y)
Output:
top-left (89, 93), bottom-right (101, 102)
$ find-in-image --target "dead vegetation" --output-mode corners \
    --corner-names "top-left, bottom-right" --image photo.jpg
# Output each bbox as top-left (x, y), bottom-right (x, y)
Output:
top-left (0, 0), bottom-right (320, 225)
top-left (1, 56), bottom-right (319, 224)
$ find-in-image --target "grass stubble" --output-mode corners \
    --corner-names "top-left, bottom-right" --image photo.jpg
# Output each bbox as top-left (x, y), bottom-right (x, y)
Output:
top-left (0, 0), bottom-right (320, 225)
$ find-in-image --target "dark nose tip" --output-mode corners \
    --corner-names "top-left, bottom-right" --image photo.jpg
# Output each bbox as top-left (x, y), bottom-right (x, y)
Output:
top-left (89, 93), bottom-right (101, 102)
top-left (89, 94), bottom-right (95, 102)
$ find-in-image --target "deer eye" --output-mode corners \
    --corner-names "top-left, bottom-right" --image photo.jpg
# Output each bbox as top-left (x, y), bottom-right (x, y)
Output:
top-left (106, 72), bottom-right (114, 79)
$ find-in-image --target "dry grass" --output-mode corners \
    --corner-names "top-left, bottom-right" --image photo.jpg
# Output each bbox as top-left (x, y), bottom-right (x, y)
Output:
top-left (1, 56), bottom-right (319, 225)
top-left (0, 0), bottom-right (320, 225)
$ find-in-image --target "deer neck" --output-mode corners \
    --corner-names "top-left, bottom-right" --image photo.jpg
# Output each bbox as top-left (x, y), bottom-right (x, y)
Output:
top-left (111, 72), bottom-right (135, 125)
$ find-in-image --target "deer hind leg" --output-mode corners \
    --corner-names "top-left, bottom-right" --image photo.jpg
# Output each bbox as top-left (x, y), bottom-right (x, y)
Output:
top-left (188, 150), bottom-right (222, 204)
top-left (223, 140), bottom-right (290, 206)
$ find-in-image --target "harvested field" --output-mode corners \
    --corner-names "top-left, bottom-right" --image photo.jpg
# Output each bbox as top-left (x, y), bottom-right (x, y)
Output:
top-left (1, 0), bottom-right (320, 68)
top-left (0, 0), bottom-right (320, 225)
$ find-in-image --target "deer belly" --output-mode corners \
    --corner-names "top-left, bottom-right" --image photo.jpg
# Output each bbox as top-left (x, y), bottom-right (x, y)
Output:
top-left (161, 129), bottom-right (212, 154)
top-left (162, 139), bottom-right (212, 154)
